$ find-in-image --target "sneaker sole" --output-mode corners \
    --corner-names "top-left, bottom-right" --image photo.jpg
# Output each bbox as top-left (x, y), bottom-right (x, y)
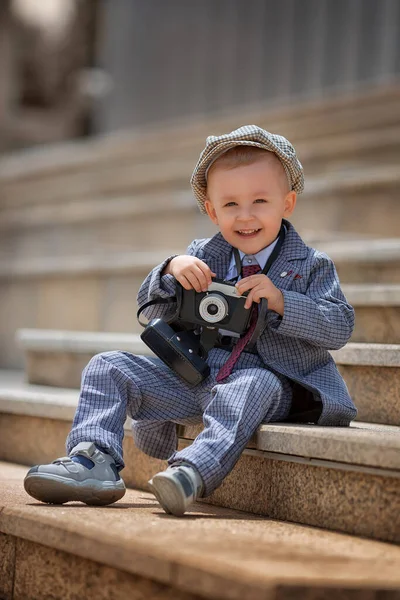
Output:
top-left (24, 473), bottom-right (126, 506)
top-left (148, 474), bottom-right (187, 517)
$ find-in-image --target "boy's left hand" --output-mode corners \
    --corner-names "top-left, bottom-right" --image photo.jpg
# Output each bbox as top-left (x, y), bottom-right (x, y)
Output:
top-left (235, 274), bottom-right (284, 316)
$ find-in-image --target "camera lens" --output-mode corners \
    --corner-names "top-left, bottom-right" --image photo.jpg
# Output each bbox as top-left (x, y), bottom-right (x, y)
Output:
top-left (207, 304), bottom-right (219, 315)
top-left (199, 294), bottom-right (228, 323)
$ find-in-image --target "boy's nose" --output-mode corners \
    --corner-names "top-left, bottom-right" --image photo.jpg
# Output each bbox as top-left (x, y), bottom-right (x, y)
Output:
top-left (236, 210), bottom-right (255, 222)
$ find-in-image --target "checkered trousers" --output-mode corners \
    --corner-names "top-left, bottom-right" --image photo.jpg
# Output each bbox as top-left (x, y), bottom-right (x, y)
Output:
top-left (66, 348), bottom-right (292, 496)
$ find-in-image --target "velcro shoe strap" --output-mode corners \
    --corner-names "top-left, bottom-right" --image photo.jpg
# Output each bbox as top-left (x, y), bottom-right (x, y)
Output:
top-left (52, 456), bottom-right (72, 464)
top-left (69, 441), bottom-right (97, 459)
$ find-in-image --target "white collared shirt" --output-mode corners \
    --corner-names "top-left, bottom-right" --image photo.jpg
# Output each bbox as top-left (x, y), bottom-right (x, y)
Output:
top-left (224, 235), bottom-right (280, 282)
top-left (219, 235), bottom-right (280, 338)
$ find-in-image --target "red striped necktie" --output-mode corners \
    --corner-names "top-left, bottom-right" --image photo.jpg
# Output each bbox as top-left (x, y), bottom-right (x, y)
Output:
top-left (215, 262), bottom-right (261, 382)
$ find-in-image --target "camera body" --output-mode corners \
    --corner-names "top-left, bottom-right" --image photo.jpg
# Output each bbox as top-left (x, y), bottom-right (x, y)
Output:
top-left (139, 278), bottom-right (264, 386)
top-left (177, 278), bottom-right (251, 334)
top-left (139, 224), bottom-right (286, 386)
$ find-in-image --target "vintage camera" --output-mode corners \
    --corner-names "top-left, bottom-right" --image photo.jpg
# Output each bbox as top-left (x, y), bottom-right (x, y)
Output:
top-left (139, 224), bottom-right (285, 386)
top-left (139, 278), bottom-right (267, 386)
top-left (176, 278), bottom-right (252, 334)
top-left (140, 318), bottom-right (210, 386)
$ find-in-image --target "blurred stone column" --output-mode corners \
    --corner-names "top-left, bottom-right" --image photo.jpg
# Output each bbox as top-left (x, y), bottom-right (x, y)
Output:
top-left (0, 0), bottom-right (17, 151)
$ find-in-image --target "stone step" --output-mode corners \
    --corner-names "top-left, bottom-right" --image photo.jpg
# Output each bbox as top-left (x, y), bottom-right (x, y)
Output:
top-left (330, 343), bottom-right (400, 426)
top-left (0, 83), bottom-right (399, 206)
top-left (0, 233), bottom-right (398, 362)
top-left (0, 371), bottom-right (399, 544)
top-left (2, 463), bottom-right (400, 600)
top-left (0, 191), bottom-right (209, 261)
top-left (315, 238), bottom-right (400, 283)
top-left (14, 331), bottom-right (400, 426)
top-left (0, 136), bottom-right (399, 211)
top-left (294, 164), bottom-right (400, 238)
top-left (341, 284), bottom-right (400, 344)
top-left (2, 233), bottom-right (400, 282)
top-left (1, 238), bottom-right (399, 370)
top-left (0, 164), bottom-right (399, 260)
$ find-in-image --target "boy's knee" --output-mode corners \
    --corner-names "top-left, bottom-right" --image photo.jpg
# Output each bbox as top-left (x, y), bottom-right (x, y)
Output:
top-left (246, 368), bottom-right (282, 395)
top-left (85, 351), bottom-right (126, 372)
top-left (263, 370), bottom-right (283, 394)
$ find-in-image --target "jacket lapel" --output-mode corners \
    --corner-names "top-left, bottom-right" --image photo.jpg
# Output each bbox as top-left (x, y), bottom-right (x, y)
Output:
top-left (267, 220), bottom-right (308, 289)
top-left (201, 232), bottom-right (233, 279)
top-left (202, 219), bottom-right (308, 284)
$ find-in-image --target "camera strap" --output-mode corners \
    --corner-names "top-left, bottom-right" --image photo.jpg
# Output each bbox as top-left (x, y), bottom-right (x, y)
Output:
top-left (137, 297), bottom-right (178, 328)
top-left (232, 222), bottom-right (286, 351)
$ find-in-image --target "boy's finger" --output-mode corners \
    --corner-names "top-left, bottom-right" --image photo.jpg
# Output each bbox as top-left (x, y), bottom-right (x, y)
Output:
top-left (198, 263), bottom-right (217, 285)
top-left (244, 290), bottom-right (253, 309)
top-left (177, 274), bottom-right (193, 290)
top-left (236, 280), bottom-right (250, 293)
top-left (192, 265), bottom-right (210, 291)
top-left (236, 275), bottom-right (252, 287)
top-left (182, 271), bottom-right (203, 292)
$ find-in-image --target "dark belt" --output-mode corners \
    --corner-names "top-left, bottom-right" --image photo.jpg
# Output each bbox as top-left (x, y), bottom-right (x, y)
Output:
top-left (214, 335), bottom-right (259, 355)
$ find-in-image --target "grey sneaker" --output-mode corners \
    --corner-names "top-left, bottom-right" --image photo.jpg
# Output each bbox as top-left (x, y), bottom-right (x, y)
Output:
top-left (148, 462), bottom-right (204, 517)
top-left (24, 442), bottom-right (126, 506)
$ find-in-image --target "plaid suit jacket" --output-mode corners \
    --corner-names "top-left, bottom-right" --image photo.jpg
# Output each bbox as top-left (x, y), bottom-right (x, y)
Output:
top-left (136, 218), bottom-right (357, 452)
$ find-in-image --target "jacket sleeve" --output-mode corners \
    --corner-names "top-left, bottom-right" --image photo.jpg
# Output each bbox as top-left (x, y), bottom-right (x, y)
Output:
top-left (267, 253), bottom-right (354, 350)
top-left (136, 239), bottom-right (200, 322)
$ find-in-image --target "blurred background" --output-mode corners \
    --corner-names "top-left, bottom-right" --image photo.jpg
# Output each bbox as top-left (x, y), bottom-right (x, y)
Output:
top-left (1, 2), bottom-right (400, 577)
top-left (0, 0), bottom-right (400, 145)
top-left (0, 0), bottom-right (399, 374)
top-left (1, 0), bottom-right (400, 146)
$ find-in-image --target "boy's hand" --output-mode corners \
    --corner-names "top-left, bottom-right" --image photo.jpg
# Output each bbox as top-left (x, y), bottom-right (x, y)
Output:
top-left (236, 274), bottom-right (284, 316)
top-left (167, 256), bottom-right (217, 293)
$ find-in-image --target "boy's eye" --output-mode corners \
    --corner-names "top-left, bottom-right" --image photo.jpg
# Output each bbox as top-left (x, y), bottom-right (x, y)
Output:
top-left (224, 202), bottom-right (237, 207)
top-left (255, 198), bottom-right (267, 203)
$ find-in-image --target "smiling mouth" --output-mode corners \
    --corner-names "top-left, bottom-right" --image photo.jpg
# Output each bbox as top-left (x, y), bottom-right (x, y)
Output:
top-left (236, 229), bottom-right (261, 236)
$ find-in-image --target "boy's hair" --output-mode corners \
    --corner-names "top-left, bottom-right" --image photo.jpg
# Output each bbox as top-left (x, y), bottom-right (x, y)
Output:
top-left (207, 146), bottom-right (290, 193)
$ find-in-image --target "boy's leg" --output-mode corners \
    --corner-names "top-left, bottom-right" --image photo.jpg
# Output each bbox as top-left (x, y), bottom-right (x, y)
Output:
top-left (167, 352), bottom-right (293, 498)
top-left (24, 351), bottom-right (202, 504)
top-left (66, 350), bottom-right (203, 468)
top-left (149, 349), bottom-right (292, 516)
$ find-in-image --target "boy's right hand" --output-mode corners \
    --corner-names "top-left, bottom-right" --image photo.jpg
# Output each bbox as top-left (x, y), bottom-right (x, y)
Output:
top-left (166, 256), bottom-right (217, 293)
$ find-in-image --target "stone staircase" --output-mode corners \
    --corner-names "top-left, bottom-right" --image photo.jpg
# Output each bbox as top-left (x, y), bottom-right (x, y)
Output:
top-left (1, 331), bottom-right (400, 597)
top-left (3, 463), bottom-right (400, 600)
top-left (1, 332), bottom-right (399, 543)
top-left (1, 83), bottom-right (400, 370)
top-left (1, 83), bottom-right (400, 598)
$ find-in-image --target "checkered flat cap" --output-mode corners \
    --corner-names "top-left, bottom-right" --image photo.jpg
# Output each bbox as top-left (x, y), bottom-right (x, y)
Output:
top-left (190, 124), bottom-right (304, 214)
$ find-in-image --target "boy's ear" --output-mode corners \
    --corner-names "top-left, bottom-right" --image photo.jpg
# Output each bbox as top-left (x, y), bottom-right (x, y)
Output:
top-left (283, 191), bottom-right (297, 217)
top-left (204, 198), bottom-right (219, 225)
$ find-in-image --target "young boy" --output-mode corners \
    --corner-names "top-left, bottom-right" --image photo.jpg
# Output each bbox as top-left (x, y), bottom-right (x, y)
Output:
top-left (24, 125), bottom-right (357, 516)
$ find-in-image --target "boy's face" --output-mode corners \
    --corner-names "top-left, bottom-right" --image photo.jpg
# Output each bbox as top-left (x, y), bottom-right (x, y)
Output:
top-left (204, 154), bottom-right (297, 254)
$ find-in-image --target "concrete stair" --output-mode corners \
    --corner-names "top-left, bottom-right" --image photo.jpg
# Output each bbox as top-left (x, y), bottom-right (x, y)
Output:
top-left (340, 284), bottom-right (400, 344)
top-left (0, 83), bottom-right (399, 193)
top-left (15, 329), bottom-right (400, 427)
top-left (0, 369), bottom-right (399, 545)
top-left (0, 164), bottom-right (399, 261)
top-left (2, 241), bottom-right (400, 371)
top-left (2, 463), bottom-right (400, 600)
top-left (1, 83), bottom-right (400, 594)
top-left (1, 83), bottom-right (400, 370)
top-left (1, 175), bottom-right (400, 261)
